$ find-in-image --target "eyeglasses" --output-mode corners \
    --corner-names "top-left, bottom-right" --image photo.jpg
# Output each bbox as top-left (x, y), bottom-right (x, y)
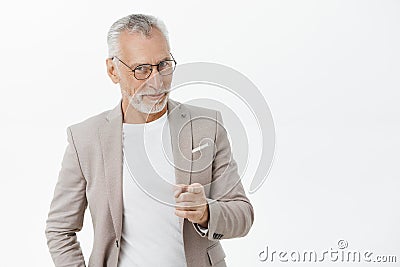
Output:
top-left (112, 53), bottom-right (177, 80)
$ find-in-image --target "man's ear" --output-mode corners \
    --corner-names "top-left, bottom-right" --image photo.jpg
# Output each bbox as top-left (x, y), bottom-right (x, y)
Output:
top-left (106, 58), bottom-right (120, 84)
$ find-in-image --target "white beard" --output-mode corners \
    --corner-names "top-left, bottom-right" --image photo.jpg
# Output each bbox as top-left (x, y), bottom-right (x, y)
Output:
top-left (125, 90), bottom-right (169, 114)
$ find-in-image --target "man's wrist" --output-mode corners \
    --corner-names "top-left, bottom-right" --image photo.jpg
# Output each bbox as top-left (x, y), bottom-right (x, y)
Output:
top-left (198, 204), bottom-right (209, 227)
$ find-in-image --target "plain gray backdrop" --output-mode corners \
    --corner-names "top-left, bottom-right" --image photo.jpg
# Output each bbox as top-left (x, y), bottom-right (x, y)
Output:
top-left (0, 0), bottom-right (399, 266)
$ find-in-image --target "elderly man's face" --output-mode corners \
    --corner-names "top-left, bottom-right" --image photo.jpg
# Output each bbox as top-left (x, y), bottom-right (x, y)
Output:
top-left (107, 28), bottom-right (173, 114)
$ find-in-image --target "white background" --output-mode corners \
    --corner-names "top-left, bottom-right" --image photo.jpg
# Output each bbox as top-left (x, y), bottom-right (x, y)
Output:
top-left (0, 0), bottom-right (399, 266)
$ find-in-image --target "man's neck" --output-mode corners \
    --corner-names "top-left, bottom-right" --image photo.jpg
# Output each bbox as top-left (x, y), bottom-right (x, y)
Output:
top-left (121, 98), bottom-right (168, 124)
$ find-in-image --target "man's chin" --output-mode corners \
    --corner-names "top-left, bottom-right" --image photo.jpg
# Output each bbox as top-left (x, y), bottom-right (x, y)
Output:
top-left (140, 93), bottom-right (169, 113)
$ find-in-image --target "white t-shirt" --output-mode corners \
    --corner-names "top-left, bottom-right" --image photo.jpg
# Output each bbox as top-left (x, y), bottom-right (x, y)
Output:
top-left (117, 111), bottom-right (187, 267)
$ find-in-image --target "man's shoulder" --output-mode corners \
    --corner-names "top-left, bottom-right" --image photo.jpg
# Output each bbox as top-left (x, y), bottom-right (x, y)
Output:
top-left (174, 100), bottom-right (222, 132)
top-left (175, 100), bottom-right (219, 118)
top-left (67, 106), bottom-right (112, 135)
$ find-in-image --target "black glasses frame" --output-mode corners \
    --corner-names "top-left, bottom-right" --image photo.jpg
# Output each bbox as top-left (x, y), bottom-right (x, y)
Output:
top-left (112, 53), bottom-right (177, 80)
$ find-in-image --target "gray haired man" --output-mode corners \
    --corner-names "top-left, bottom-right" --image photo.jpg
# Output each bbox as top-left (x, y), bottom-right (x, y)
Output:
top-left (45, 14), bottom-right (254, 267)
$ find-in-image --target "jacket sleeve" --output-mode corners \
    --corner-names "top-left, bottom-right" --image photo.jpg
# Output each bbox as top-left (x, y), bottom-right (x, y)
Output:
top-left (203, 111), bottom-right (255, 241)
top-left (45, 126), bottom-right (87, 267)
top-left (192, 221), bottom-right (209, 237)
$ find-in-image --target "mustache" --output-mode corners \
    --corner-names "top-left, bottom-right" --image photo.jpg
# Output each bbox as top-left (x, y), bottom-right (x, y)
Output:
top-left (139, 89), bottom-right (171, 96)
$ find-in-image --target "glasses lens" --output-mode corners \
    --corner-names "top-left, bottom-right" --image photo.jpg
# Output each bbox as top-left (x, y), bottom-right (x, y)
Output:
top-left (158, 60), bottom-right (176, 76)
top-left (134, 64), bottom-right (152, 80)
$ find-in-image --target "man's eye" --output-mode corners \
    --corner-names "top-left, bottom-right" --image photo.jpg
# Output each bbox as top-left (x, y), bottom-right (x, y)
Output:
top-left (135, 65), bottom-right (149, 73)
top-left (159, 61), bottom-right (170, 68)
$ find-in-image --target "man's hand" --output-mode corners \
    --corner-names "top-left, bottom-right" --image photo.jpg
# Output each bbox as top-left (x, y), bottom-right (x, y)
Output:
top-left (174, 183), bottom-right (209, 227)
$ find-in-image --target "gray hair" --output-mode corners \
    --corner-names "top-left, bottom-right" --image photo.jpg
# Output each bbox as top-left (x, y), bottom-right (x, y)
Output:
top-left (107, 14), bottom-right (170, 58)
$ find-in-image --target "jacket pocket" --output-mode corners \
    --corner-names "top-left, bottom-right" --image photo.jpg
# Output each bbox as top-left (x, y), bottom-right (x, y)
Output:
top-left (207, 242), bottom-right (226, 266)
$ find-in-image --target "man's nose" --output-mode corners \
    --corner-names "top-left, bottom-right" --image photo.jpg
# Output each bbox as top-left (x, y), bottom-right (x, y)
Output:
top-left (146, 66), bottom-right (163, 89)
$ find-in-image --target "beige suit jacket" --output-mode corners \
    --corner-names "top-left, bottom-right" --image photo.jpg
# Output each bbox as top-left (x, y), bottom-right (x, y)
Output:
top-left (45, 98), bottom-right (254, 267)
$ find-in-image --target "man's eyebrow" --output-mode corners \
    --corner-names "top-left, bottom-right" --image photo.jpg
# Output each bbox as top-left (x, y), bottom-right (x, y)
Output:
top-left (129, 55), bottom-right (172, 68)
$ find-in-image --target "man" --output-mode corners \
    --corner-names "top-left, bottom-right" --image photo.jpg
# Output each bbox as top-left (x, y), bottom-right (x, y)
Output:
top-left (45, 14), bottom-right (254, 267)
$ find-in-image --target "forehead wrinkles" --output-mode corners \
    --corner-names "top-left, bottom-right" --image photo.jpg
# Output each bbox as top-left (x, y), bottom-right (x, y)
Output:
top-left (118, 28), bottom-right (169, 55)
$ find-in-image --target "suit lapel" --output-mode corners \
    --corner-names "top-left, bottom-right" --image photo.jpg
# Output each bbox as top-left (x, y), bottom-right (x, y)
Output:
top-left (98, 98), bottom-right (193, 238)
top-left (98, 99), bottom-right (124, 239)
top-left (168, 98), bottom-right (193, 186)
